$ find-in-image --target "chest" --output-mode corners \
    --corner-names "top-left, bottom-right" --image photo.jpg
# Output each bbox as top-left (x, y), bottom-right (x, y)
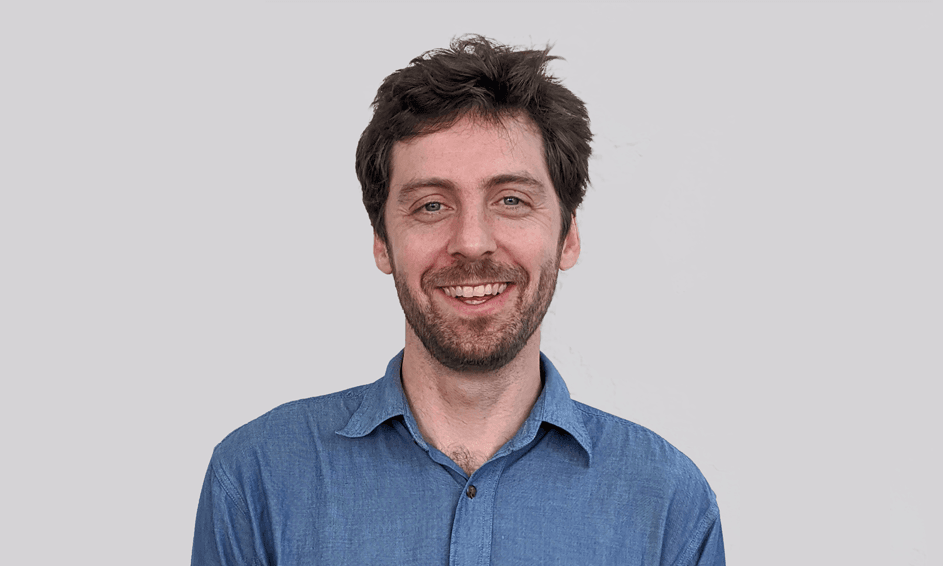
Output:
top-left (258, 452), bottom-right (671, 566)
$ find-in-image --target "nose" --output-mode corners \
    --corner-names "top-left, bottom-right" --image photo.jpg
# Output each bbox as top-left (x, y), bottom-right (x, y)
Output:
top-left (447, 204), bottom-right (496, 259)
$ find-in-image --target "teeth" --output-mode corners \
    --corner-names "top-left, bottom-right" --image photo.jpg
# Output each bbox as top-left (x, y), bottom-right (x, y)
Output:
top-left (442, 283), bottom-right (509, 298)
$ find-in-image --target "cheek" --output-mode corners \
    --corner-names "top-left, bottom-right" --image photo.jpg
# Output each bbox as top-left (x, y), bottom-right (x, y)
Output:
top-left (496, 212), bottom-right (560, 243)
top-left (502, 231), bottom-right (557, 264)
top-left (391, 240), bottom-right (439, 281)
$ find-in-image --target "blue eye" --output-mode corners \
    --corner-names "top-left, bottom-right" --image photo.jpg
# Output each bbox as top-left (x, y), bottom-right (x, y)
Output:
top-left (503, 196), bottom-right (521, 206)
top-left (422, 202), bottom-right (442, 212)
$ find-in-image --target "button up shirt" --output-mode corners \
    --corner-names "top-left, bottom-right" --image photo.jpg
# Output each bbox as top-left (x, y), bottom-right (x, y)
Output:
top-left (192, 352), bottom-right (725, 565)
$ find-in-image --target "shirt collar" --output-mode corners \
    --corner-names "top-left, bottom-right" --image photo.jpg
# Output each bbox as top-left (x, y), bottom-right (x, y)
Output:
top-left (336, 350), bottom-right (593, 463)
top-left (336, 351), bottom-right (414, 439)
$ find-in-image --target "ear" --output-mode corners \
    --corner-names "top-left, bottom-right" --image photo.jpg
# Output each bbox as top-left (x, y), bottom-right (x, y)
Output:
top-left (373, 232), bottom-right (393, 275)
top-left (559, 216), bottom-right (581, 271)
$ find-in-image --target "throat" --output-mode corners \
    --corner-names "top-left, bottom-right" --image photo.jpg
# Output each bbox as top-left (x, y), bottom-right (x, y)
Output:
top-left (446, 446), bottom-right (488, 475)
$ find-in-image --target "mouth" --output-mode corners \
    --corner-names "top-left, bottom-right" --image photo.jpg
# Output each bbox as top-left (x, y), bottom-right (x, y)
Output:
top-left (440, 282), bottom-right (510, 305)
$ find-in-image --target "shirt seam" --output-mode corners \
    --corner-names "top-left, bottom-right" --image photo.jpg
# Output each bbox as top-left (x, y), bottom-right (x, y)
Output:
top-left (267, 383), bottom-right (368, 413)
top-left (210, 459), bottom-right (263, 565)
top-left (573, 402), bottom-right (639, 426)
top-left (211, 459), bottom-right (252, 520)
top-left (572, 402), bottom-right (671, 446)
top-left (671, 500), bottom-right (720, 566)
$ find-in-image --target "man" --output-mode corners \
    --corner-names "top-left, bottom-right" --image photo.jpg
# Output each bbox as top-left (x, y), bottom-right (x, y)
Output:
top-left (192, 35), bottom-right (725, 565)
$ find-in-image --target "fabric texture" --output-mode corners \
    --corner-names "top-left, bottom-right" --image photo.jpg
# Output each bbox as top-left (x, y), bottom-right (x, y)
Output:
top-left (191, 352), bottom-right (725, 565)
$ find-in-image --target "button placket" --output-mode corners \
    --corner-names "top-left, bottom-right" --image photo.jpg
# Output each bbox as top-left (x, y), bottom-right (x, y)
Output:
top-left (448, 458), bottom-right (511, 566)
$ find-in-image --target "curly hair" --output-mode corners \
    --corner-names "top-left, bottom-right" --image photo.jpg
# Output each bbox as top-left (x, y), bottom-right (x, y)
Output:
top-left (355, 35), bottom-right (592, 244)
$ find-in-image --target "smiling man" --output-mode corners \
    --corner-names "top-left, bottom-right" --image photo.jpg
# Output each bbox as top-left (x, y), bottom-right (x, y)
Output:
top-left (192, 36), bottom-right (725, 565)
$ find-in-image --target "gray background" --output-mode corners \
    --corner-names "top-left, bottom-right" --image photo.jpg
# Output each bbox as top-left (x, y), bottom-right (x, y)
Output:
top-left (2, 2), bottom-right (939, 564)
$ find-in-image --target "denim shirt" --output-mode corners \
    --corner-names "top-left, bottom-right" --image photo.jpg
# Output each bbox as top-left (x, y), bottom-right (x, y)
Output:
top-left (192, 352), bottom-right (725, 565)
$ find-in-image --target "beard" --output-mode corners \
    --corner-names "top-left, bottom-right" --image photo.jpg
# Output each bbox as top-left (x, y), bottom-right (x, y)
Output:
top-left (392, 254), bottom-right (560, 373)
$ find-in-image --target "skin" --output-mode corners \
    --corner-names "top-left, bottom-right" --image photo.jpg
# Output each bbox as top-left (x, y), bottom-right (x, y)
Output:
top-left (373, 113), bottom-right (580, 475)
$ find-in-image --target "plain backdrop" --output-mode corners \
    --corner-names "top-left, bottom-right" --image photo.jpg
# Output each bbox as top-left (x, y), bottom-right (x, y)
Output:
top-left (2, 2), bottom-right (940, 565)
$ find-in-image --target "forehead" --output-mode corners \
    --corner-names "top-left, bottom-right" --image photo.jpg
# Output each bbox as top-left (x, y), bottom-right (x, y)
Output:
top-left (388, 114), bottom-right (551, 192)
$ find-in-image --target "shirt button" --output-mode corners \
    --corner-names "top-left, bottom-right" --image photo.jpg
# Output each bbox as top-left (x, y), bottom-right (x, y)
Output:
top-left (466, 485), bottom-right (477, 499)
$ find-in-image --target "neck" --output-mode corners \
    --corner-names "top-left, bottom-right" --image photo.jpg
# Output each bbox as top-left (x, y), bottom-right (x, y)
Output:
top-left (400, 325), bottom-right (543, 475)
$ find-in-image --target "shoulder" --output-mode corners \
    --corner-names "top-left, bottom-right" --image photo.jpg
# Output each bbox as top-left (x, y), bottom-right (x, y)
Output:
top-left (570, 401), bottom-right (721, 559)
top-left (210, 383), bottom-right (374, 474)
top-left (572, 400), bottom-right (716, 504)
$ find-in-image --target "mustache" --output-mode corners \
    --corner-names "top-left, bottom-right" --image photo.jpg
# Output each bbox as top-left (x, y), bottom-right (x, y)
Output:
top-left (422, 258), bottom-right (528, 290)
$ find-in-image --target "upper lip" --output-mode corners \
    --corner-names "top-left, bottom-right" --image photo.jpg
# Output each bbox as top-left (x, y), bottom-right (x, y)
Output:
top-left (440, 281), bottom-right (507, 287)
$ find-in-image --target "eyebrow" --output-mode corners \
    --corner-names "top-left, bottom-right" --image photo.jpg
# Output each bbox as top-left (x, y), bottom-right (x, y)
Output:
top-left (394, 173), bottom-right (547, 206)
top-left (395, 178), bottom-right (457, 206)
top-left (484, 173), bottom-right (545, 192)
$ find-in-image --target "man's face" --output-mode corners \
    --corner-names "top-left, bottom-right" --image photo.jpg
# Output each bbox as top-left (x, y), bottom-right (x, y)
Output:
top-left (373, 114), bottom-right (580, 372)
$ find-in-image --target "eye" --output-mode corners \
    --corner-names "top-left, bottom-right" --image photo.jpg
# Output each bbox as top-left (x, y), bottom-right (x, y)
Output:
top-left (502, 196), bottom-right (521, 206)
top-left (421, 202), bottom-right (443, 213)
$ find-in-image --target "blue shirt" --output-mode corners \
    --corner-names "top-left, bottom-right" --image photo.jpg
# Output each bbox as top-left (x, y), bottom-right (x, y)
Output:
top-left (192, 352), bottom-right (725, 565)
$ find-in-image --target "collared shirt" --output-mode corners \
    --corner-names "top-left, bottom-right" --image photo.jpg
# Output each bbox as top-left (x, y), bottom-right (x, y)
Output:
top-left (192, 352), bottom-right (725, 565)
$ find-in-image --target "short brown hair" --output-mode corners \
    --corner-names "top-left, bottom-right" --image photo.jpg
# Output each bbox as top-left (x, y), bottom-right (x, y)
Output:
top-left (356, 35), bottom-right (593, 243)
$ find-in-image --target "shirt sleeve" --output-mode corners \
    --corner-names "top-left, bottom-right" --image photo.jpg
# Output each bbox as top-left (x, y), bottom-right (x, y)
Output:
top-left (191, 457), bottom-right (262, 566)
top-left (674, 502), bottom-right (725, 566)
top-left (693, 512), bottom-right (725, 566)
